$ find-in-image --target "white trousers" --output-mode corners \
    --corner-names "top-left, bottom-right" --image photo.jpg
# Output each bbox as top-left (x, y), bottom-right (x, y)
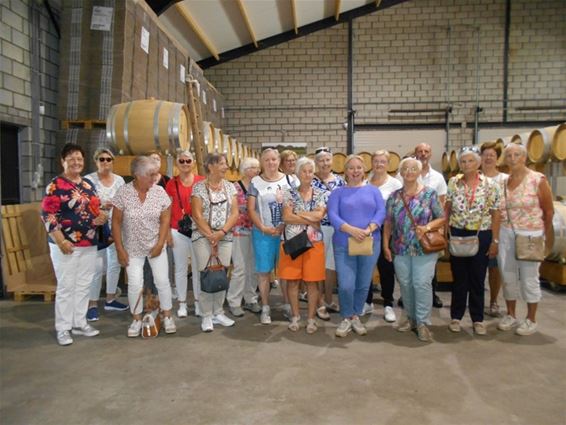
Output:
top-left (171, 229), bottom-right (200, 303)
top-left (126, 249), bottom-right (173, 315)
top-left (193, 238), bottom-right (232, 318)
top-left (498, 226), bottom-right (542, 303)
top-left (89, 243), bottom-right (121, 301)
top-left (49, 244), bottom-right (97, 331)
top-left (227, 234), bottom-right (258, 307)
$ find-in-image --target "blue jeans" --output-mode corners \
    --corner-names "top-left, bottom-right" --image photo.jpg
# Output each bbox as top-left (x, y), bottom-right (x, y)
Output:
top-left (334, 237), bottom-right (380, 318)
top-left (393, 254), bottom-right (437, 326)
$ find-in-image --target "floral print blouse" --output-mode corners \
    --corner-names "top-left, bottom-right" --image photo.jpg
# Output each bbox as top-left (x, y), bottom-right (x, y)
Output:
top-left (283, 186), bottom-right (326, 242)
top-left (191, 180), bottom-right (237, 242)
top-left (446, 173), bottom-right (500, 231)
top-left (500, 170), bottom-right (545, 231)
top-left (311, 173), bottom-right (345, 226)
top-left (232, 180), bottom-right (253, 237)
top-left (385, 187), bottom-right (444, 256)
top-left (41, 176), bottom-right (101, 247)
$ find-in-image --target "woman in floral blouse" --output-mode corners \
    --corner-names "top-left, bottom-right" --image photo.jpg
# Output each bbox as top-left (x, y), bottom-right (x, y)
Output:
top-left (226, 157), bottom-right (262, 317)
top-left (41, 143), bottom-right (108, 346)
top-left (445, 146), bottom-right (501, 336)
top-left (382, 157), bottom-right (445, 342)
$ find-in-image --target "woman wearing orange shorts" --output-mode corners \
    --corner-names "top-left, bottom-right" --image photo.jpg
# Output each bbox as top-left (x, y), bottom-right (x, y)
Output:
top-left (279, 157), bottom-right (327, 334)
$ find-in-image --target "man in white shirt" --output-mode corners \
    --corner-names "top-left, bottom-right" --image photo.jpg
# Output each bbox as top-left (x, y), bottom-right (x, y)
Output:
top-left (397, 143), bottom-right (446, 308)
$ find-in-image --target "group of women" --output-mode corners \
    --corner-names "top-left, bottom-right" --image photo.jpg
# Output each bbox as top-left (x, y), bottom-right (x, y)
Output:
top-left (41, 141), bottom-right (554, 346)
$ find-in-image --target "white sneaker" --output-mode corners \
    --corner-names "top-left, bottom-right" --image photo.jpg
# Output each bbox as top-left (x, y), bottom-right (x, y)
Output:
top-left (177, 303), bottom-right (188, 318)
top-left (194, 301), bottom-right (202, 317)
top-left (473, 321), bottom-right (487, 336)
top-left (361, 303), bottom-right (374, 316)
top-left (515, 319), bottom-right (537, 336)
top-left (351, 317), bottom-right (367, 336)
top-left (71, 324), bottom-right (100, 337)
top-left (384, 306), bottom-right (396, 323)
top-left (260, 306), bottom-right (271, 325)
top-left (56, 330), bottom-right (73, 346)
top-left (163, 316), bottom-right (177, 334)
top-left (128, 320), bottom-right (142, 337)
top-left (498, 314), bottom-right (517, 331)
top-left (335, 318), bottom-right (352, 337)
top-left (201, 316), bottom-right (214, 332)
top-left (449, 319), bottom-right (462, 333)
top-left (212, 313), bottom-right (235, 327)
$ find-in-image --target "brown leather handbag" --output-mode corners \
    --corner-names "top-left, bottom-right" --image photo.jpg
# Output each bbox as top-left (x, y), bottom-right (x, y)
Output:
top-left (401, 194), bottom-right (447, 254)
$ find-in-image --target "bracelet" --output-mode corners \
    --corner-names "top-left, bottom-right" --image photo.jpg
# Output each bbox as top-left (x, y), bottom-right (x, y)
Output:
top-left (220, 229), bottom-right (227, 235)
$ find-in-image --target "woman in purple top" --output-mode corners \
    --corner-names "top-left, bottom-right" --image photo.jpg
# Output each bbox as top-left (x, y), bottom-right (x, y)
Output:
top-left (327, 155), bottom-right (385, 338)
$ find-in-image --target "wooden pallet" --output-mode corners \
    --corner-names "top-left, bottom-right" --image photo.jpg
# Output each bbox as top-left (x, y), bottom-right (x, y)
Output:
top-left (13, 288), bottom-right (56, 302)
top-left (540, 261), bottom-right (566, 289)
top-left (1, 204), bottom-right (32, 275)
top-left (61, 119), bottom-right (106, 130)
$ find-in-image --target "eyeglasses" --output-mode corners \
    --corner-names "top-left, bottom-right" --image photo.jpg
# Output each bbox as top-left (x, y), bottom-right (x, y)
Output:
top-left (98, 157), bottom-right (113, 162)
top-left (315, 147), bottom-right (331, 154)
top-left (178, 159), bottom-right (193, 164)
top-left (401, 166), bottom-right (419, 173)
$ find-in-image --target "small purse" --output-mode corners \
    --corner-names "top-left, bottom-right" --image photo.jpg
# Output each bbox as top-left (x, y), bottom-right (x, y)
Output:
top-left (504, 182), bottom-right (545, 262)
top-left (200, 254), bottom-right (229, 293)
top-left (401, 194), bottom-right (447, 254)
top-left (141, 310), bottom-right (161, 338)
top-left (175, 178), bottom-right (192, 238)
top-left (283, 229), bottom-right (313, 260)
top-left (348, 236), bottom-right (374, 256)
top-left (448, 235), bottom-right (479, 257)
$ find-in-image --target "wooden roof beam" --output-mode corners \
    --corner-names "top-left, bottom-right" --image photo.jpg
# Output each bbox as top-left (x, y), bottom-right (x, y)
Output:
top-left (175, 3), bottom-right (220, 60)
top-left (376, 0), bottom-right (382, 7)
top-left (335, 0), bottom-right (341, 21)
top-left (236, 0), bottom-right (258, 48)
top-left (290, 0), bottom-right (298, 34)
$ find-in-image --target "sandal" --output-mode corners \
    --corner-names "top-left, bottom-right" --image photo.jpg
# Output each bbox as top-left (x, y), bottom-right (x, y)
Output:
top-left (306, 319), bottom-right (318, 334)
top-left (316, 306), bottom-right (330, 321)
top-left (288, 316), bottom-right (300, 332)
top-left (325, 302), bottom-right (340, 313)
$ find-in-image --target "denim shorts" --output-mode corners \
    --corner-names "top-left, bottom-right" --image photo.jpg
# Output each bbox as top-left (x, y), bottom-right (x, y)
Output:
top-left (252, 227), bottom-right (281, 273)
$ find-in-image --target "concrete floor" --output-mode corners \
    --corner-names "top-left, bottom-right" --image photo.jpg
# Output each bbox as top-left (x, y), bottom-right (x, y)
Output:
top-left (1, 286), bottom-right (565, 425)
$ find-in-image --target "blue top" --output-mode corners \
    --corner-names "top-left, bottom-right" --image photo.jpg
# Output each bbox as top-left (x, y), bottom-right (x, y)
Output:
top-left (327, 184), bottom-right (385, 248)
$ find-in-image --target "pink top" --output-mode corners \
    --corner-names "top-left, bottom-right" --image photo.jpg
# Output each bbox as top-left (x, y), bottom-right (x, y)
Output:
top-left (500, 170), bottom-right (545, 231)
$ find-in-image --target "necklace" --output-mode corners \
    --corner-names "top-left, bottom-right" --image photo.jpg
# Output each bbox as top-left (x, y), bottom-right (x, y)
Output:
top-left (207, 179), bottom-right (223, 191)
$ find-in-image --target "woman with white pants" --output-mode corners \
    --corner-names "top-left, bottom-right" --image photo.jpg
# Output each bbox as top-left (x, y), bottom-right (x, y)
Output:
top-left (112, 155), bottom-right (177, 337)
top-left (41, 143), bottom-right (107, 346)
top-left (85, 148), bottom-right (128, 321)
top-left (226, 157), bottom-right (262, 317)
top-left (165, 150), bottom-right (205, 318)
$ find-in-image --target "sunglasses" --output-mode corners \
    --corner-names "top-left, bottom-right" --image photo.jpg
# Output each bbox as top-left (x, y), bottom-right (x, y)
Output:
top-left (98, 157), bottom-right (113, 162)
top-left (178, 159), bottom-right (193, 164)
top-left (315, 147), bottom-right (331, 154)
top-left (460, 146), bottom-right (480, 155)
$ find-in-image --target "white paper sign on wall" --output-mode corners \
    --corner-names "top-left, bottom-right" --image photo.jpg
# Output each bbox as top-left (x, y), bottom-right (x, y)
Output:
top-left (180, 65), bottom-right (186, 83)
top-left (213, 98), bottom-right (217, 112)
top-left (141, 27), bottom-right (150, 54)
top-left (91, 6), bottom-right (113, 31)
top-left (163, 48), bottom-right (169, 69)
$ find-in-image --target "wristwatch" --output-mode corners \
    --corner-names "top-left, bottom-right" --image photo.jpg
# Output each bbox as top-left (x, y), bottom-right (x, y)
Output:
top-left (426, 225), bottom-right (431, 232)
top-left (492, 239), bottom-right (499, 244)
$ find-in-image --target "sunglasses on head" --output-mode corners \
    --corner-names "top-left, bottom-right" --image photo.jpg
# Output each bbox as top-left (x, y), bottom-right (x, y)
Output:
top-left (178, 158), bottom-right (193, 164)
top-left (460, 146), bottom-right (480, 155)
top-left (315, 147), bottom-right (331, 154)
top-left (98, 157), bottom-right (113, 162)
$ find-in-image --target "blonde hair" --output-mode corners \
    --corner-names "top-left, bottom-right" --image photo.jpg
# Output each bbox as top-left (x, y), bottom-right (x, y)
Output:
top-left (280, 149), bottom-right (298, 162)
top-left (372, 150), bottom-right (390, 161)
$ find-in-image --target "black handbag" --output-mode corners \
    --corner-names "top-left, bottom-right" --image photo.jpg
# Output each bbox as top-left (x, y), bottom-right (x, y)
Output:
top-left (283, 229), bottom-right (313, 260)
top-left (175, 178), bottom-right (192, 238)
top-left (200, 255), bottom-right (229, 293)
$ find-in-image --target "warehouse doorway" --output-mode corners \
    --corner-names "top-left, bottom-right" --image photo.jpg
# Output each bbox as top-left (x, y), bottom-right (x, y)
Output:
top-left (1, 122), bottom-right (21, 205)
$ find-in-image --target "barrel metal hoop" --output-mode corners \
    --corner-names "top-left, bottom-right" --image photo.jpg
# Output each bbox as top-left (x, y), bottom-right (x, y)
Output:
top-left (168, 103), bottom-right (182, 153)
top-left (123, 101), bottom-right (134, 155)
top-left (153, 101), bottom-right (164, 152)
top-left (106, 105), bottom-right (117, 145)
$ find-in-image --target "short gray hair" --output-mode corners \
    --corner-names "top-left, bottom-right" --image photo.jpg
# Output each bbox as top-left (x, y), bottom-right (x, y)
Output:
top-left (398, 157), bottom-right (422, 173)
top-left (176, 149), bottom-right (193, 160)
top-left (458, 146), bottom-right (481, 163)
top-left (504, 142), bottom-right (527, 156)
top-left (131, 155), bottom-right (157, 177)
top-left (296, 157), bottom-right (315, 176)
top-left (372, 150), bottom-right (390, 161)
top-left (240, 156), bottom-right (260, 175)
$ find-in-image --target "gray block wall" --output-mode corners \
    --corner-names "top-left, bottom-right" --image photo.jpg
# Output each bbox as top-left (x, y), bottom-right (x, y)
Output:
top-left (1, 0), bottom-right (60, 202)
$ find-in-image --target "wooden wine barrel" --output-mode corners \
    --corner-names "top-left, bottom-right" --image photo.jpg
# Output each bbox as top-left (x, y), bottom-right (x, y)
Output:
top-left (546, 202), bottom-right (566, 263)
top-left (214, 128), bottom-right (223, 154)
top-left (441, 152), bottom-right (450, 174)
top-left (332, 152), bottom-right (347, 174)
top-left (510, 132), bottom-right (530, 146)
top-left (106, 99), bottom-right (189, 155)
top-left (449, 150), bottom-right (459, 172)
top-left (527, 126), bottom-right (558, 164)
top-left (495, 137), bottom-right (511, 166)
top-left (552, 123), bottom-right (566, 161)
top-left (388, 151), bottom-right (401, 173)
top-left (224, 134), bottom-right (233, 167)
top-left (225, 168), bottom-right (241, 182)
top-left (358, 151), bottom-right (372, 173)
top-left (232, 139), bottom-right (241, 169)
top-left (202, 121), bottom-right (215, 154)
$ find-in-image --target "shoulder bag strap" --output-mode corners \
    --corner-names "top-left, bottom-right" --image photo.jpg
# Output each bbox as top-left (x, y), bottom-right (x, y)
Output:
top-left (237, 180), bottom-right (247, 195)
top-left (503, 179), bottom-right (516, 235)
top-left (401, 192), bottom-right (419, 230)
top-left (174, 177), bottom-right (186, 215)
top-left (133, 288), bottom-right (144, 314)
